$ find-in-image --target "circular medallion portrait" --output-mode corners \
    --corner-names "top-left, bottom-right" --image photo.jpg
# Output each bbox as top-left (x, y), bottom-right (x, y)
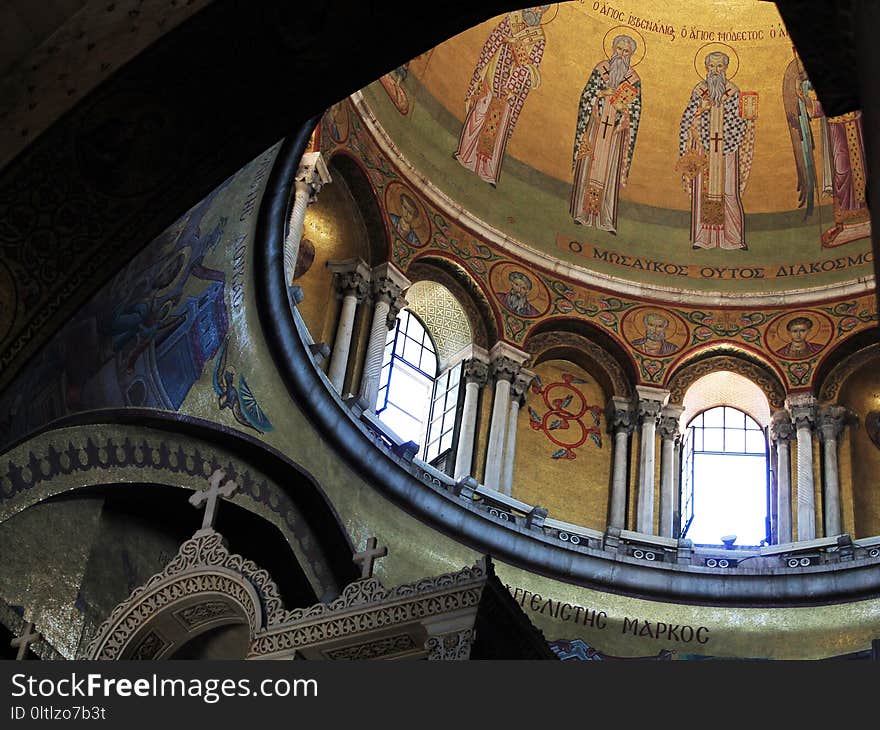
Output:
top-left (766, 311), bottom-right (833, 361)
top-left (384, 182), bottom-right (430, 248)
top-left (489, 262), bottom-right (551, 319)
top-left (622, 307), bottom-right (689, 358)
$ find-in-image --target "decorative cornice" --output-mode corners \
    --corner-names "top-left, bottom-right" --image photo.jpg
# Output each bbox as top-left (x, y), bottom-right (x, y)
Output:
top-left (249, 559), bottom-right (488, 658)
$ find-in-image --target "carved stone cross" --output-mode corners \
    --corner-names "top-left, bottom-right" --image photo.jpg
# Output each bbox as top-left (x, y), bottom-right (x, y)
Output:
top-left (11, 622), bottom-right (40, 660)
top-left (353, 537), bottom-right (387, 580)
top-left (189, 469), bottom-right (238, 532)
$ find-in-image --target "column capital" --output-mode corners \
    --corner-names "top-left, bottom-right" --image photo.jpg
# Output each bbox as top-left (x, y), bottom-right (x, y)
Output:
top-left (294, 151), bottom-right (332, 202)
top-left (607, 396), bottom-right (635, 434)
top-left (659, 405), bottom-right (684, 440)
top-left (488, 342), bottom-right (529, 383)
top-left (786, 393), bottom-right (817, 430)
top-left (769, 409), bottom-right (794, 443)
top-left (635, 385), bottom-right (669, 421)
top-left (816, 404), bottom-right (850, 442)
top-left (463, 358), bottom-right (490, 386)
top-left (327, 258), bottom-right (371, 300)
top-left (510, 368), bottom-right (536, 401)
top-left (370, 262), bottom-right (411, 306)
top-left (385, 294), bottom-right (409, 329)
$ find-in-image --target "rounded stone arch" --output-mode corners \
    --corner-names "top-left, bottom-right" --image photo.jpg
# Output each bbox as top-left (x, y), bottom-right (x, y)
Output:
top-left (815, 328), bottom-right (880, 403)
top-left (0, 410), bottom-right (359, 599)
top-left (86, 530), bottom-right (284, 660)
top-left (666, 352), bottom-right (786, 411)
top-left (524, 318), bottom-right (637, 396)
top-left (324, 150), bottom-right (388, 266)
top-left (407, 256), bottom-right (497, 349)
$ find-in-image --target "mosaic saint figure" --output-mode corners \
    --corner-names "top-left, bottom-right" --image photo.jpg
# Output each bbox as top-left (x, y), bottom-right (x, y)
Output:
top-left (454, 6), bottom-right (551, 186)
top-left (775, 316), bottom-right (823, 359)
top-left (782, 47), bottom-right (819, 218)
top-left (570, 34), bottom-right (642, 233)
top-left (678, 51), bottom-right (757, 250)
top-left (388, 192), bottom-right (422, 246)
top-left (631, 312), bottom-right (677, 356)
top-left (807, 113), bottom-right (869, 248)
top-left (498, 271), bottom-right (540, 317)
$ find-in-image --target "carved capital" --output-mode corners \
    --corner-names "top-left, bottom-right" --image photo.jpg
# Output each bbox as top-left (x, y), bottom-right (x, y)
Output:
top-left (659, 415), bottom-right (680, 440)
top-left (463, 358), bottom-right (490, 386)
top-left (510, 368), bottom-right (536, 400)
top-left (659, 405), bottom-right (684, 441)
top-left (790, 405), bottom-right (816, 432)
top-left (635, 385), bottom-right (669, 424)
top-left (817, 404), bottom-right (848, 442)
top-left (385, 294), bottom-right (409, 329)
top-left (769, 410), bottom-right (794, 443)
top-left (607, 396), bottom-right (635, 434)
top-left (638, 398), bottom-right (664, 422)
top-left (336, 269), bottom-right (370, 301)
top-left (424, 628), bottom-right (475, 661)
top-left (294, 151), bottom-right (332, 202)
top-left (491, 355), bottom-right (522, 383)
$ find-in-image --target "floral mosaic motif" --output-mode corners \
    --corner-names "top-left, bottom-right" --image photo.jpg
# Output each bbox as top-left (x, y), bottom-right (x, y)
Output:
top-left (785, 360), bottom-right (814, 387)
top-left (820, 300), bottom-right (878, 338)
top-left (634, 353), bottom-right (675, 384)
top-left (527, 374), bottom-right (602, 460)
top-left (683, 310), bottom-right (768, 345)
top-left (548, 281), bottom-right (633, 332)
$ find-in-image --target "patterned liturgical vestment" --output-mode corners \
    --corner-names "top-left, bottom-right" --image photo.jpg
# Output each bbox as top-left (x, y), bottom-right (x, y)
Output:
top-left (678, 80), bottom-right (757, 250)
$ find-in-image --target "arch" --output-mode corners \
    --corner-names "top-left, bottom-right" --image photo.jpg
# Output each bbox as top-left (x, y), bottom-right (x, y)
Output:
top-left (0, 410), bottom-right (359, 598)
top-left (525, 317), bottom-right (638, 391)
top-left (524, 331), bottom-right (632, 399)
top-left (667, 353), bottom-right (786, 411)
top-left (816, 332), bottom-right (880, 402)
top-left (325, 151), bottom-right (388, 266)
top-left (86, 530), bottom-right (285, 660)
top-left (404, 281), bottom-right (473, 369)
top-left (407, 256), bottom-right (496, 349)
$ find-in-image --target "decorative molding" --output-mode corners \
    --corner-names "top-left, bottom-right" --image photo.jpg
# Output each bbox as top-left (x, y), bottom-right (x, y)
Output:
top-left (86, 529), bottom-right (285, 660)
top-left (668, 355), bottom-right (786, 408)
top-left (324, 633), bottom-right (418, 660)
top-left (424, 628), bottom-right (475, 660)
top-left (249, 560), bottom-right (488, 658)
top-left (0, 416), bottom-right (350, 606)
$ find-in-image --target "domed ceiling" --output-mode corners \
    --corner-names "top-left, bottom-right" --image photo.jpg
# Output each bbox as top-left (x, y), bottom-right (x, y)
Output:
top-left (358, 0), bottom-right (874, 296)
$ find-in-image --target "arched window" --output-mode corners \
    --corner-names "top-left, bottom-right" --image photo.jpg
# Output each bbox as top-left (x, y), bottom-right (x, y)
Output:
top-left (377, 310), bottom-right (438, 446)
top-left (681, 405), bottom-right (769, 547)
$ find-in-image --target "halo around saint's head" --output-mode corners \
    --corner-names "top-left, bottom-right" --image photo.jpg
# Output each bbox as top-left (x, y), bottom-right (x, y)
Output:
top-left (694, 42), bottom-right (740, 80)
top-left (603, 26), bottom-right (646, 67)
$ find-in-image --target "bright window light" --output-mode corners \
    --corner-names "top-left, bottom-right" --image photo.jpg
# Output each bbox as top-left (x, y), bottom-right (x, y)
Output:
top-left (681, 406), bottom-right (768, 546)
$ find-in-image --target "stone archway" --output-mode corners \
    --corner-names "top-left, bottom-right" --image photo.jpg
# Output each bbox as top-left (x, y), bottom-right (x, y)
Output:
top-left (87, 529), bottom-right (286, 660)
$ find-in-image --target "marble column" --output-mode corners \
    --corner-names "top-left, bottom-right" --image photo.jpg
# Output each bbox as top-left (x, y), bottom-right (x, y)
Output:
top-left (607, 397), bottom-right (635, 529)
top-left (501, 369), bottom-right (535, 496)
top-left (673, 431), bottom-right (683, 538)
top-left (284, 152), bottom-right (331, 289)
top-left (483, 343), bottom-right (528, 491)
top-left (326, 259), bottom-right (370, 394)
top-left (770, 410), bottom-right (794, 544)
top-left (453, 350), bottom-right (490, 481)
top-left (357, 263), bottom-right (410, 411)
top-left (817, 404), bottom-right (847, 537)
top-left (635, 386), bottom-right (669, 535)
top-left (787, 395), bottom-right (817, 541)
top-left (658, 405), bottom-right (684, 538)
